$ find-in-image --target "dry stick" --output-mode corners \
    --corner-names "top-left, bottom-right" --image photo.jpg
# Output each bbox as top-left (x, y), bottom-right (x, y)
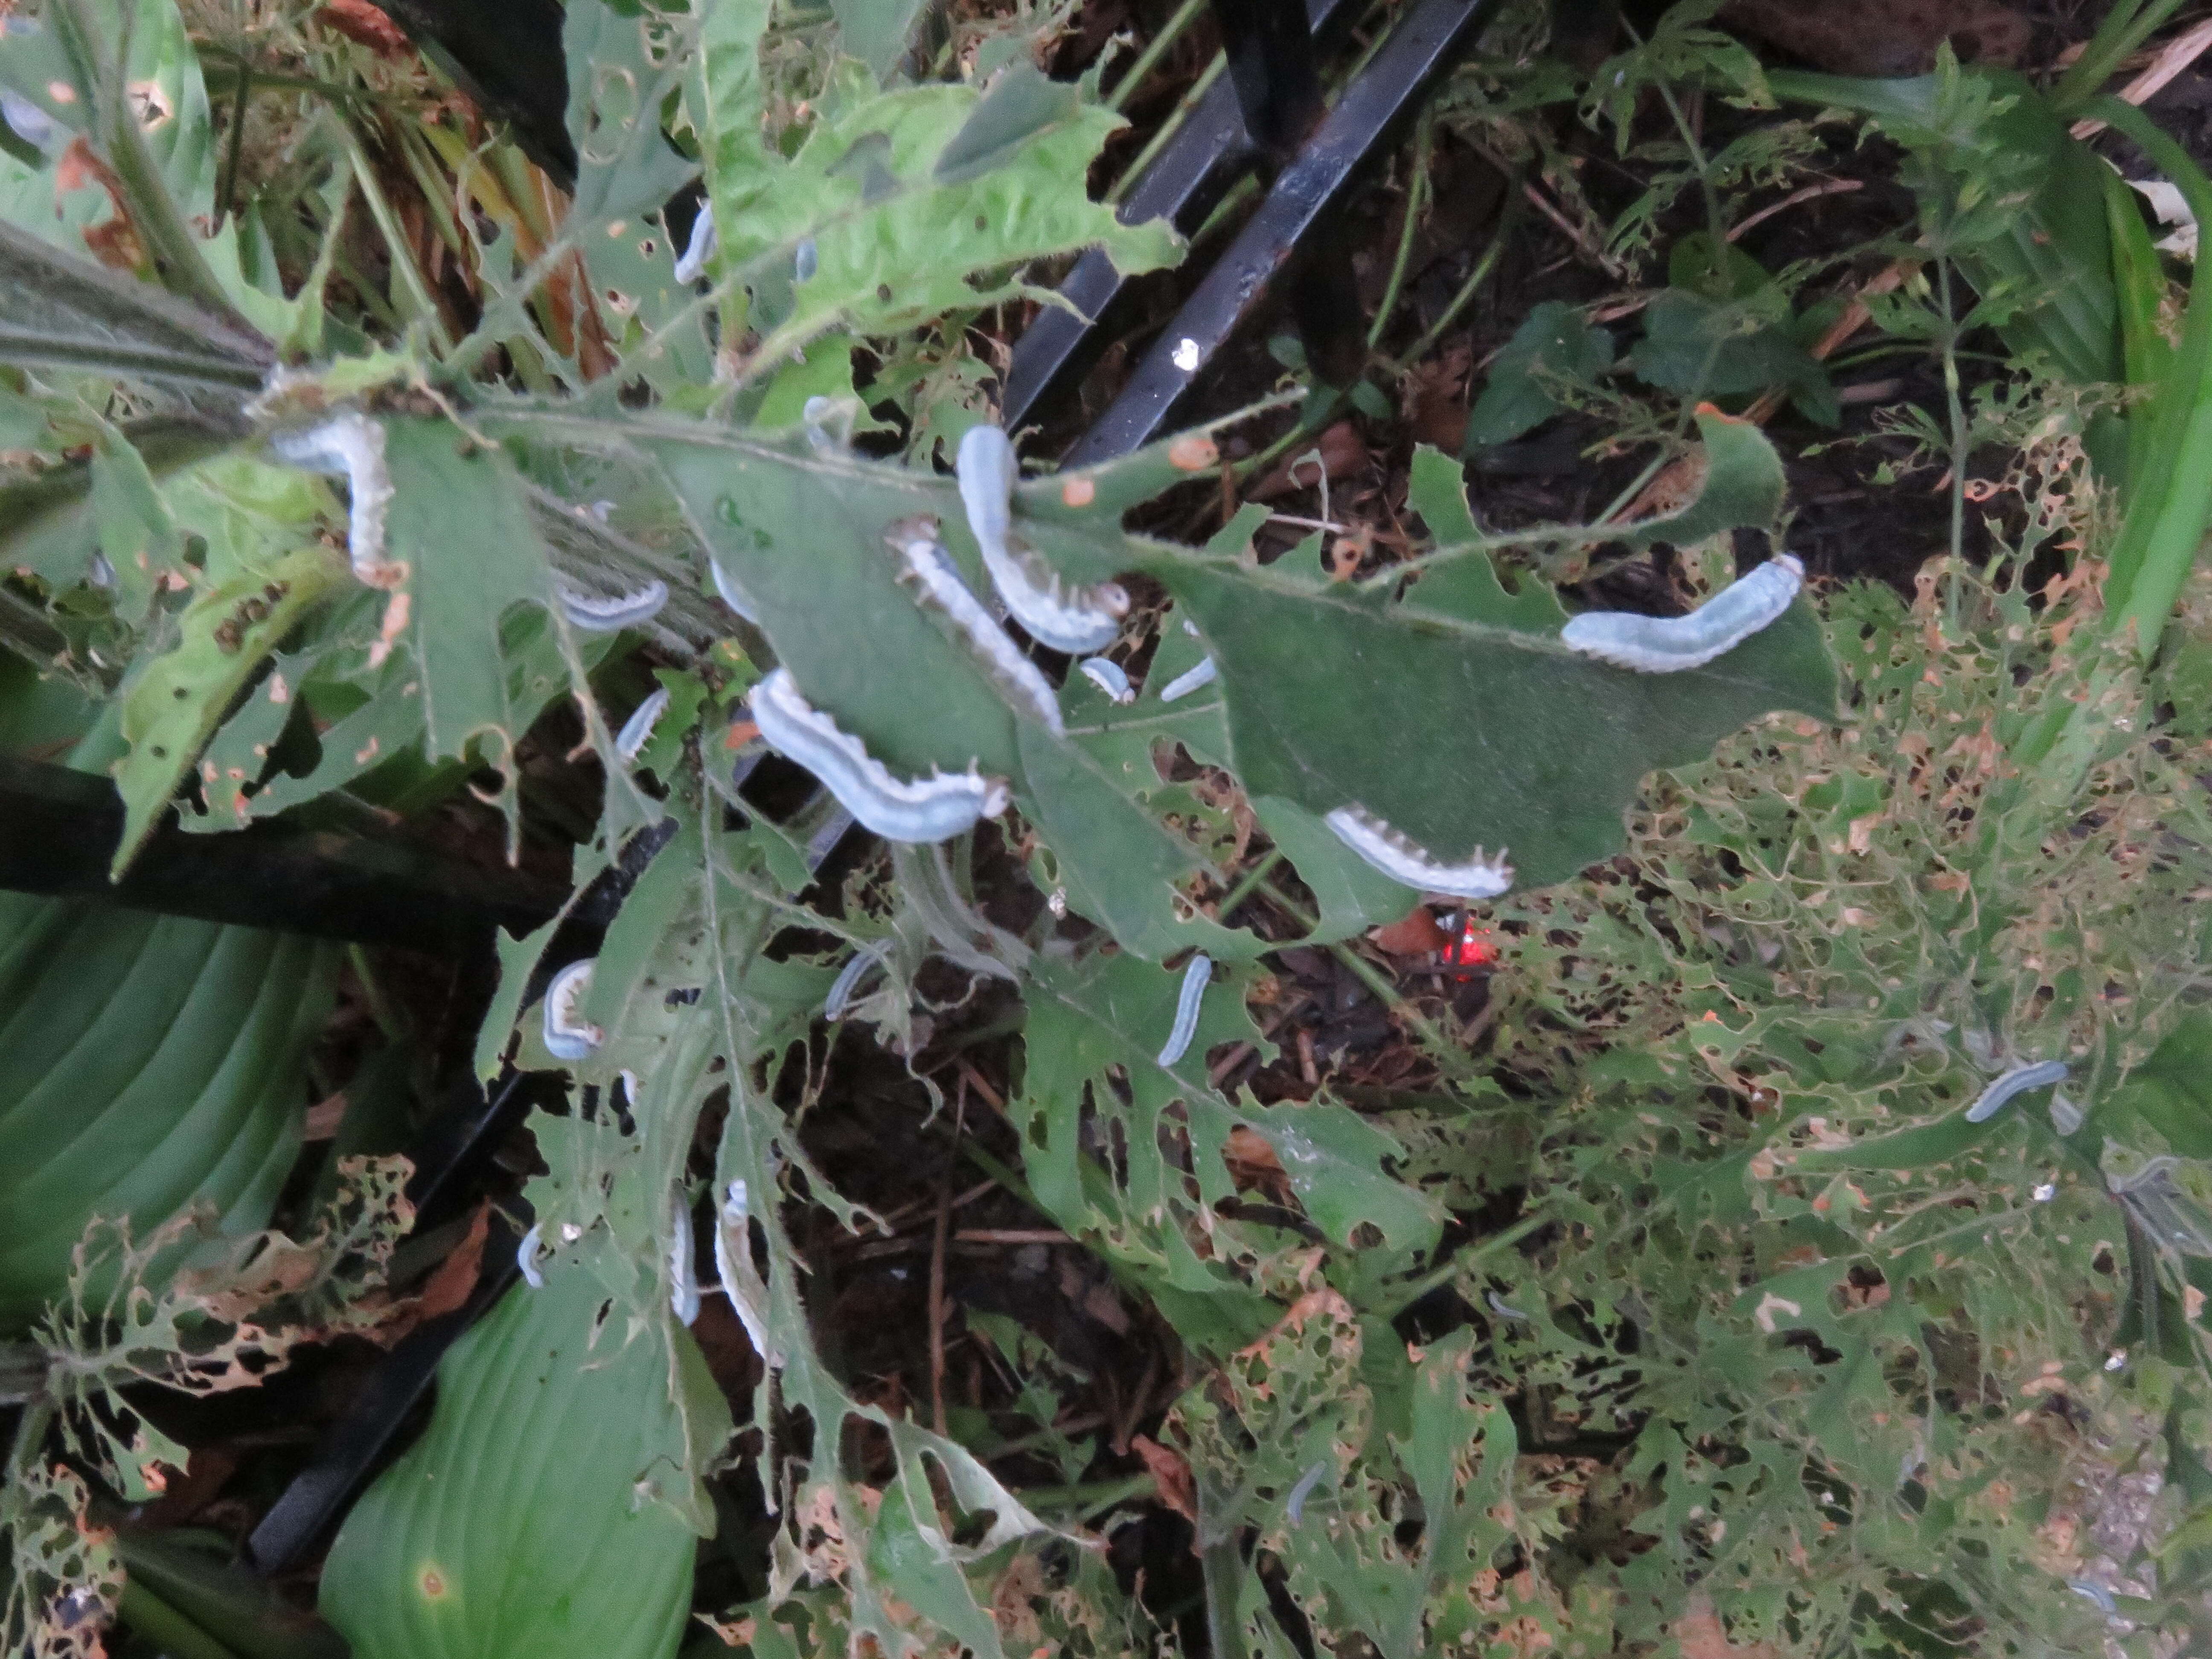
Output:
top-left (2072, 15), bottom-right (2212, 138)
top-left (1740, 257), bottom-right (1916, 426)
top-left (1725, 178), bottom-right (1864, 243)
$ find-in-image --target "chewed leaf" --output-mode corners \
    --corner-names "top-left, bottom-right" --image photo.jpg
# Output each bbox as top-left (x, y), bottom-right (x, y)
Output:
top-left (1147, 548), bottom-right (1835, 892)
top-left (381, 419), bottom-right (559, 777)
top-left (111, 546), bottom-right (346, 876)
top-left (1016, 952), bottom-right (1442, 1350)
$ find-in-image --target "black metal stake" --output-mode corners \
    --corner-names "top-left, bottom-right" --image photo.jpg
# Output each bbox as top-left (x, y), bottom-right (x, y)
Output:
top-left (999, 0), bottom-right (1357, 433)
top-left (1063, 0), bottom-right (1507, 466)
top-left (1210, 0), bottom-right (1366, 389)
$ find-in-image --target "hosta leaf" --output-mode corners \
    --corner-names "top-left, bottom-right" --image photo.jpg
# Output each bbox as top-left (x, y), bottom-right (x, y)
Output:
top-left (319, 1240), bottom-right (726, 1659)
top-left (0, 892), bottom-right (335, 1331)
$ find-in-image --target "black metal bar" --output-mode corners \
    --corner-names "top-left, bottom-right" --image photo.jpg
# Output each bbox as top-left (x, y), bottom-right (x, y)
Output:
top-left (0, 757), bottom-right (568, 949)
top-left (1212, 0), bottom-right (1327, 161)
top-left (1211, 0), bottom-right (1366, 388)
top-left (999, 0), bottom-right (1356, 434)
top-left (244, 1212), bottom-right (523, 1576)
top-left (1062, 0), bottom-right (1506, 466)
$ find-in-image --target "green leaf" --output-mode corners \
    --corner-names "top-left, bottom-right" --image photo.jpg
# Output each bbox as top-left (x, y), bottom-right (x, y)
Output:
top-left (1630, 288), bottom-right (1834, 421)
top-left (0, 893), bottom-right (336, 1331)
top-left (682, 60), bottom-right (1179, 369)
top-left (1769, 67), bottom-right (2121, 387)
top-left (1144, 536), bottom-right (1833, 891)
top-left (833, 0), bottom-right (929, 80)
top-left (933, 62), bottom-right (1085, 185)
top-left (0, 218), bottom-right (269, 393)
top-left (1016, 951), bottom-right (1441, 1349)
top-left (562, 0), bottom-right (700, 227)
top-left (1403, 446), bottom-right (1566, 632)
top-left (383, 419), bottom-right (556, 780)
top-left (111, 545), bottom-right (347, 876)
top-left (1463, 301), bottom-right (1614, 449)
top-left (319, 1240), bottom-right (725, 1659)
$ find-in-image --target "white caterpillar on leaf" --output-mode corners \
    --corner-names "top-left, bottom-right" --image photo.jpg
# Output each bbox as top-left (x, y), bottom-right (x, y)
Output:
top-left (615, 686), bottom-right (671, 765)
top-left (748, 667), bottom-right (1008, 844)
top-left (886, 519), bottom-right (1065, 736)
top-left (1324, 805), bottom-right (1514, 900)
top-left (542, 958), bottom-right (603, 1060)
top-left (265, 412), bottom-right (402, 587)
top-left (1158, 656), bottom-right (1217, 702)
top-left (1156, 953), bottom-right (1212, 1068)
top-left (957, 425), bottom-right (1128, 654)
top-left (1560, 553), bottom-right (1803, 672)
top-left (1078, 658), bottom-right (1135, 703)
top-left (556, 578), bottom-right (668, 634)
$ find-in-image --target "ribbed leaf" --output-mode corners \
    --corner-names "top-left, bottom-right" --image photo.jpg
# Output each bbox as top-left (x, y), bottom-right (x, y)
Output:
top-left (0, 893), bottom-right (335, 1331)
top-left (319, 1243), bottom-right (725, 1659)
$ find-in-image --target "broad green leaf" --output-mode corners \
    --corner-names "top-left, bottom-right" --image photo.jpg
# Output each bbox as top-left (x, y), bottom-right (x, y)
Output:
top-left (1144, 560), bottom-right (1833, 893)
top-left (319, 1240), bottom-right (725, 1659)
top-left (111, 545), bottom-right (347, 875)
top-left (1136, 416), bottom-right (1819, 893)
top-left (0, 892), bottom-right (335, 1331)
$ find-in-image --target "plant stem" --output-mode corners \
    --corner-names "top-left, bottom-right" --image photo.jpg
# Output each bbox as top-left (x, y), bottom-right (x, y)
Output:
top-left (1108, 0), bottom-right (1211, 113)
top-left (331, 120), bottom-right (454, 354)
top-left (1108, 55), bottom-right (1227, 207)
top-left (1380, 1210), bottom-right (1549, 1316)
top-left (1367, 110), bottom-right (1435, 352)
top-left (1375, 179), bottom-right (1522, 374)
top-left (1216, 849), bottom-right (1284, 925)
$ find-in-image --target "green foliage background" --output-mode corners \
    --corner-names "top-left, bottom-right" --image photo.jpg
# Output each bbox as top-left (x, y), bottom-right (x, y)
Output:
top-left (2, 2), bottom-right (2211, 1658)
